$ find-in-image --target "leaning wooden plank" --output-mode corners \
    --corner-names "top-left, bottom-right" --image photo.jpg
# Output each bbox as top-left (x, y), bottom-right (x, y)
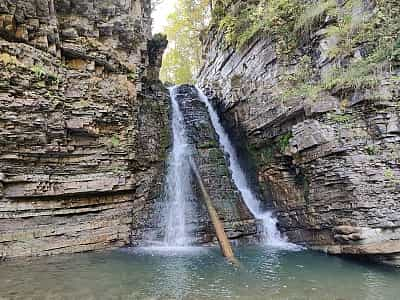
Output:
top-left (190, 159), bottom-right (238, 265)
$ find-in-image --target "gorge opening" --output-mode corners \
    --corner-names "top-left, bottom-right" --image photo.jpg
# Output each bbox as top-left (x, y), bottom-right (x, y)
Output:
top-left (1, 0), bottom-right (400, 299)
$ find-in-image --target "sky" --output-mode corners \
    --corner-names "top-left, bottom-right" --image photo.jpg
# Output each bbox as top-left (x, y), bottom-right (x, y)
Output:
top-left (152, 0), bottom-right (178, 34)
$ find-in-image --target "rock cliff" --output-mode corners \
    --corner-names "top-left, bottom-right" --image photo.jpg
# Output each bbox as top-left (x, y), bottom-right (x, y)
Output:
top-left (0, 0), bottom-right (170, 258)
top-left (199, 0), bottom-right (400, 265)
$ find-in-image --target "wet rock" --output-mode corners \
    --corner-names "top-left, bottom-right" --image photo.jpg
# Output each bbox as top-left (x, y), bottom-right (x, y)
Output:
top-left (172, 85), bottom-right (260, 243)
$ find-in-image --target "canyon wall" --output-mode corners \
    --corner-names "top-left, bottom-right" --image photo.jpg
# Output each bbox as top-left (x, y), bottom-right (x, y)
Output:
top-left (199, 0), bottom-right (400, 265)
top-left (0, 0), bottom-right (170, 258)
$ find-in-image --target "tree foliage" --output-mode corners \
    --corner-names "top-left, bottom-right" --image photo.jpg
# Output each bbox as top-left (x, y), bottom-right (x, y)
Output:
top-left (159, 0), bottom-right (210, 84)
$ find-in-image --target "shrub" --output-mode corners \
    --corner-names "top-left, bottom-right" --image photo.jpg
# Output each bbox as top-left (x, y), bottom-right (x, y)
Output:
top-left (218, 0), bottom-right (302, 52)
top-left (295, 0), bottom-right (337, 36)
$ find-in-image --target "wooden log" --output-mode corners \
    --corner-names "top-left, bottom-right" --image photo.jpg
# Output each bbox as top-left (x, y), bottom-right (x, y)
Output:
top-left (190, 160), bottom-right (238, 265)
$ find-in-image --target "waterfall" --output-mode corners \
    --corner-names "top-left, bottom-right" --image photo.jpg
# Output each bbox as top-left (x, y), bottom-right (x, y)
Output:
top-left (196, 87), bottom-right (298, 249)
top-left (162, 86), bottom-right (194, 247)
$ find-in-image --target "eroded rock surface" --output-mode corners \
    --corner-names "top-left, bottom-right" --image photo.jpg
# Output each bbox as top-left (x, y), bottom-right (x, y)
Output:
top-left (0, 0), bottom-right (170, 258)
top-left (199, 1), bottom-right (400, 265)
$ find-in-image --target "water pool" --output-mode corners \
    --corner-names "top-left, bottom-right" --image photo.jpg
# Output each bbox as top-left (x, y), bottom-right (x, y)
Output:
top-left (1, 246), bottom-right (399, 300)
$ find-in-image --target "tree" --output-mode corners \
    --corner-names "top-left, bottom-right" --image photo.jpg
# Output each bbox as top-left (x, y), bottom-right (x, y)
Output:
top-left (159, 0), bottom-right (210, 84)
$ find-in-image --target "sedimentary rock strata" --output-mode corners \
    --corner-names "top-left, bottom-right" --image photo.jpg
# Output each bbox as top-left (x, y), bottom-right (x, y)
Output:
top-left (0, 0), bottom-right (170, 258)
top-left (199, 0), bottom-right (400, 265)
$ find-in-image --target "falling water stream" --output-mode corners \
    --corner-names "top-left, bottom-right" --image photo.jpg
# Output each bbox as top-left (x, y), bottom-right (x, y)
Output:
top-left (161, 86), bottom-right (297, 249)
top-left (196, 87), bottom-right (298, 249)
top-left (163, 86), bottom-right (194, 247)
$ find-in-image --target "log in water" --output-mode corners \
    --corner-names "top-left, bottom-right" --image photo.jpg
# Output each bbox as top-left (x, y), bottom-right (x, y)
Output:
top-left (190, 159), bottom-right (238, 264)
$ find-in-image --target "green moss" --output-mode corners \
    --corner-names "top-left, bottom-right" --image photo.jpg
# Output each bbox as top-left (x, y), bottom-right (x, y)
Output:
top-left (328, 113), bottom-right (352, 124)
top-left (198, 140), bottom-right (218, 149)
top-left (247, 133), bottom-right (292, 168)
top-left (247, 143), bottom-right (276, 167)
top-left (215, 165), bottom-right (229, 176)
top-left (110, 135), bottom-right (120, 148)
top-left (31, 65), bottom-right (47, 79)
top-left (207, 148), bottom-right (225, 164)
top-left (77, 99), bottom-right (90, 108)
top-left (277, 132), bottom-right (292, 153)
top-left (127, 71), bottom-right (137, 81)
top-left (384, 168), bottom-right (394, 179)
top-left (159, 124), bottom-right (171, 161)
top-left (30, 64), bottom-right (60, 85)
top-left (365, 145), bottom-right (378, 155)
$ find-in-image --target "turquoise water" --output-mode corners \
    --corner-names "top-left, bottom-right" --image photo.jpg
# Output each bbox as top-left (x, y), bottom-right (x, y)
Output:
top-left (0, 246), bottom-right (399, 300)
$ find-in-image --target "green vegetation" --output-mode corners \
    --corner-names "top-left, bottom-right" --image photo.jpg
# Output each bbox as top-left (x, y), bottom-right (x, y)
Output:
top-left (0, 58), bottom-right (60, 86)
top-left (384, 168), bottom-right (395, 179)
top-left (110, 135), bottom-right (120, 148)
top-left (365, 145), bottom-right (378, 156)
top-left (247, 131), bottom-right (293, 167)
top-left (159, 0), bottom-right (210, 84)
top-left (127, 66), bottom-right (137, 81)
top-left (31, 65), bottom-right (47, 79)
top-left (199, 140), bottom-right (218, 149)
top-left (215, 0), bottom-right (399, 102)
top-left (277, 132), bottom-right (292, 153)
top-left (217, 0), bottom-right (301, 52)
top-left (383, 168), bottom-right (399, 186)
top-left (248, 143), bottom-right (274, 166)
top-left (294, 0), bottom-right (336, 36)
top-left (328, 113), bottom-right (352, 124)
top-left (157, 0), bottom-right (398, 95)
top-left (30, 64), bottom-right (60, 84)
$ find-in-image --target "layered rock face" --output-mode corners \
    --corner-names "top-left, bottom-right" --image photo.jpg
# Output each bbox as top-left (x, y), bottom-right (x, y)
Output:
top-left (199, 1), bottom-right (400, 264)
top-left (173, 85), bottom-right (259, 243)
top-left (0, 0), bottom-right (170, 258)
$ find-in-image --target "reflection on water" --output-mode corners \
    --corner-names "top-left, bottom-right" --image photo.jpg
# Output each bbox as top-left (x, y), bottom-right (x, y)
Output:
top-left (0, 246), bottom-right (399, 300)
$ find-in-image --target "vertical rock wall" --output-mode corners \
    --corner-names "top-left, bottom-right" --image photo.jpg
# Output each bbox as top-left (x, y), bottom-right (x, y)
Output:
top-left (0, 0), bottom-right (170, 258)
top-left (199, 1), bottom-right (400, 265)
